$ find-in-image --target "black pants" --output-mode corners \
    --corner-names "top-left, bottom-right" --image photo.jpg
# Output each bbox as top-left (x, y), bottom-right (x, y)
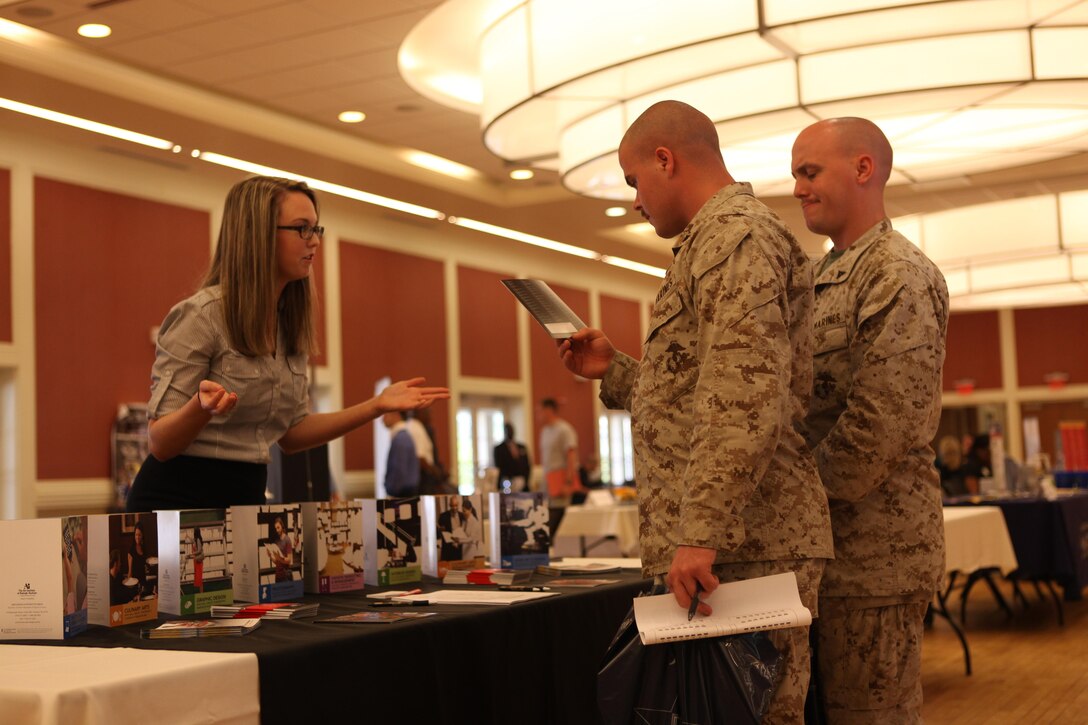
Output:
top-left (126, 454), bottom-right (267, 512)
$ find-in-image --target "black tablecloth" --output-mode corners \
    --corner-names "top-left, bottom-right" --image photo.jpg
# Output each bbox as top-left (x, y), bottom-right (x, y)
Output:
top-left (6, 571), bottom-right (651, 725)
top-left (946, 492), bottom-right (1088, 599)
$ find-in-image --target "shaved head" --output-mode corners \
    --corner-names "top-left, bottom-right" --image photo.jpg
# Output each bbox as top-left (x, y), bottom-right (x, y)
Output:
top-left (620, 100), bottom-right (723, 163)
top-left (809, 117), bottom-right (893, 186)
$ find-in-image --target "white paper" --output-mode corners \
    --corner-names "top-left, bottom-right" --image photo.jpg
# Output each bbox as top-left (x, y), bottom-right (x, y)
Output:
top-left (395, 589), bottom-right (559, 606)
top-left (632, 572), bottom-right (811, 645)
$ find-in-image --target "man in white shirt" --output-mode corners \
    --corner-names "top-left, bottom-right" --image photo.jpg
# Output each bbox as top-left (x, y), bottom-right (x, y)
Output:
top-left (539, 398), bottom-right (580, 504)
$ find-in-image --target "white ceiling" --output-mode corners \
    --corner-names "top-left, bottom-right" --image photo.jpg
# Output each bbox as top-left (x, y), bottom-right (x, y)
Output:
top-left (3, 0), bottom-right (1088, 265)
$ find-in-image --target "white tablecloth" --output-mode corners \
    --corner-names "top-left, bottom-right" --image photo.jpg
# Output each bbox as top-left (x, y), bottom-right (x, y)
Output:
top-left (0, 646), bottom-right (260, 725)
top-left (554, 504), bottom-right (640, 555)
top-left (942, 506), bottom-right (1019, 575)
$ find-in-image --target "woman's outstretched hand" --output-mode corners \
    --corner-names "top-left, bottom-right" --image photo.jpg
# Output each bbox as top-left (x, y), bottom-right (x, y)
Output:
top-left (379, 377), bottom-right (450, 412)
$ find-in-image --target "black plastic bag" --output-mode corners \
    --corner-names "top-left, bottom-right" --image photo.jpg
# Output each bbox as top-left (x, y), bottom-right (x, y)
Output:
top-left (598, 595), bottom-right (782, 725)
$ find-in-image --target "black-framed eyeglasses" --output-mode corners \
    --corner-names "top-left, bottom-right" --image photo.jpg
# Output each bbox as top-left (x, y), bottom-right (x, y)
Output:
top-left (277, 224), bottom-right (324, 241)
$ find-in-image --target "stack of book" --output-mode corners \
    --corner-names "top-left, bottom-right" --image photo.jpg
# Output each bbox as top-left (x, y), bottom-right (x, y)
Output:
top-left (442, 568), bottom-right (533, 585)
top-left (143, 618), bottom-right (262, 639)
top-left (210, 602), bottom-right (319, 619)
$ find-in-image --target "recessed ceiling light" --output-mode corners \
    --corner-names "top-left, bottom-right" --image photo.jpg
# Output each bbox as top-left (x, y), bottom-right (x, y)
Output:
top-left (77, 23), bottom-right (111, 39)
top-left (604, 206), bottom-right (627, 218)
top-left (509, 168), bottom-right (533, 181)
top-left (338, 110), bottom-right (365, 123)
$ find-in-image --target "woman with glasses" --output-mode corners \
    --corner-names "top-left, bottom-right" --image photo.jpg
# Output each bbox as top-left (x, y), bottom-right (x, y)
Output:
top-left (126, 176), bottom-right (448, 512)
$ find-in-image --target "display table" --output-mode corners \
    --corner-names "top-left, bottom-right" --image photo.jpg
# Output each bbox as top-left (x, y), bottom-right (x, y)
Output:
top-left (943, 507), bottom-right (1018, 575)
top-left (937, 506), bottom-right (1019, 675)
top-left (0, 646), bottom-right (259, 725)
top-left (554, 504), bottom-right (640, 556)
top-left (4, 572), bottom-right (650, 725)
top-left (946, 491), bottom-right (1088, 602)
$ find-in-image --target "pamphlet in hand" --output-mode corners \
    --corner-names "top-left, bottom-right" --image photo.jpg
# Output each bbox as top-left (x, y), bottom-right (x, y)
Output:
top-left (632, 572), bottom-right (811, 645)
top-left (501, 279), bottom-right (587, 339)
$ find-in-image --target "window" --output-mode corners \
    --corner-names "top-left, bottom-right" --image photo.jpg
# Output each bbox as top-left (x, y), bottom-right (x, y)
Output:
top-left (598, 411), bottom-right (634, 485)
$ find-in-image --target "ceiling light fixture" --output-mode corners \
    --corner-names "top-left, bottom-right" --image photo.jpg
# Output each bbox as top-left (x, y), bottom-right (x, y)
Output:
top-left (401, 0), bottom-right (1088, 200)
top-left (77, 23), bottom-right (111, 39)
top-left (0, 95), bottom-right (656, 274)
top-left (401, 150), bottom-right (480, 180)
top-left (197, 151), bottom-right (446, 220)
top-left (338, 110), bottom-right (366, 123)
top-left (604, 206), bottom-right (627, 218)
top-left (0, 96), bottom-right (173, 149)
top-left (448, 215), bottom-right (599, 259)
top-left (509, 168), bottom-right (534, 180)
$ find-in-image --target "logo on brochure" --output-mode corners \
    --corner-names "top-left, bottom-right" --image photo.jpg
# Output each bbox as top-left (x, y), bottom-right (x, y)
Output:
top-left (17, 582), bottom-right (37, 597)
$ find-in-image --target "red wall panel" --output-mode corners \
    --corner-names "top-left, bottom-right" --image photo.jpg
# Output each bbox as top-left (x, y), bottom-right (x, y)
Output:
top-left (458, 265), bottom-right (518, 379)
top-left (0, 168), bottom-right (10, 343)
top-left (339, 241), bottom-right (448, 471)
top-left (34, 177), bottom-right (210, 479)
top-left (529, 282), bottom-right (594, 468)
top-left (599, 293), bottom-right (643, 360)
top-left (1014, 304), bottom-right (1088, 387)
top-left (943, 310), bottom-right (1002, 392)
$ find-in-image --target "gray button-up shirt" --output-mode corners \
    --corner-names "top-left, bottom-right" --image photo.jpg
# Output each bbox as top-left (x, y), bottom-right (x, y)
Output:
top-left (148, 286), bottom-right (309, 463)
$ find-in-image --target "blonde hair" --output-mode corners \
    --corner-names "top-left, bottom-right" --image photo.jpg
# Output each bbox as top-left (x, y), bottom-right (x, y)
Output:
top-left (202, 176), bottom-right (318, 357)
top-left (939, 435), bottom-right (962, 470)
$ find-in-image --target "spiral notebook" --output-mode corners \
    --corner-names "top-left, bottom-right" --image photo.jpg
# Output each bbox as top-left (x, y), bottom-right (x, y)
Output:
top-left (632, 572), bottom-right (811, 645)
top-left (501, 279), bottom-right (586, 338)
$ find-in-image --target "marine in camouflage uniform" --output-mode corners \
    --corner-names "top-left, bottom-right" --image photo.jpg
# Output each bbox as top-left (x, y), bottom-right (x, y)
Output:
top-left (793, 119), bottom-right (949, 725)
top-left (562, 101), bottom-right (833, 725)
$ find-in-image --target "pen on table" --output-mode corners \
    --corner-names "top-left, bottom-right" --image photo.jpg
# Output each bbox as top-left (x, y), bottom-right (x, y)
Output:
top-left (687, 582), bottom-right (702, 621)
top-left (369, 600), bottom-right (431, 607)
top-left (498, 585), bottom-right (551, 592)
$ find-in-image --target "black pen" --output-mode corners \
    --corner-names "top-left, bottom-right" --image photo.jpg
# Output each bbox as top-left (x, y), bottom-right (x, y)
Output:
top-left (498, 585), bottom-right (550, 592)
top-left (369, 600), bottom-right (431, 607)
top-left (688, 582), bottom-right (702, 621)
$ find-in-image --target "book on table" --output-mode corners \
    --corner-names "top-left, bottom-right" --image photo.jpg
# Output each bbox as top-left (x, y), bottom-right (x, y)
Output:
top-left (87, 511), bottom-right (159, 628)
top-left (632, 572), bottom-right (811, 645)
top-left (360, 496), bottom-right (423, 586)
top-left (421, 493), bottom-right (486, 578)
top-left (318, 610), bottom-right (437, 624)
top-left (442, 567), bottom-right (533, 585)
top-left (488, 491), bottom-right (551, 570)
top-left (301, 501), bottom-right (365, 594)
top-left (0, 515), bottom-right (89, 640)
top-left (229, 504), bottom-right (304, 603)
top-left (536, 561), bottom-right (622, 576)
top-left (210, 602), bottom-right (319, 619)
top-left (143, 617), bottom-right (262, 638)
top-left (157, 508), bottom-right (232, 616)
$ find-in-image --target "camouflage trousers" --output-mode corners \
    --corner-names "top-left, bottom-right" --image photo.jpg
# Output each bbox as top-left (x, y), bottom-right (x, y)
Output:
top-left (815, 597), bottom-right (928, 725)
top-left (711, 558), bottom-right (826, 725)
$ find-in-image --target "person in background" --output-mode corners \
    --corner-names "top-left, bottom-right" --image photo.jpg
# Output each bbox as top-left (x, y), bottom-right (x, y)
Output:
top-left (126, 176), bottom-right (447, 512)
top-left (559, 100), bottom-right (833, 723)
top-left (792, 117), bottom-right (948, 724)
top-left (937, 435), bottom-right (973, 497)
top-left (412, 407), bottom-right (451, 494)
top-left (382, 411), bottom-right (420, 497)
top-left (494, 422), bottom-right (532, 491)
top-left (964, 433), bottom-right (1023, 493)
top-left (539, 398), bottom-right (581, 504)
